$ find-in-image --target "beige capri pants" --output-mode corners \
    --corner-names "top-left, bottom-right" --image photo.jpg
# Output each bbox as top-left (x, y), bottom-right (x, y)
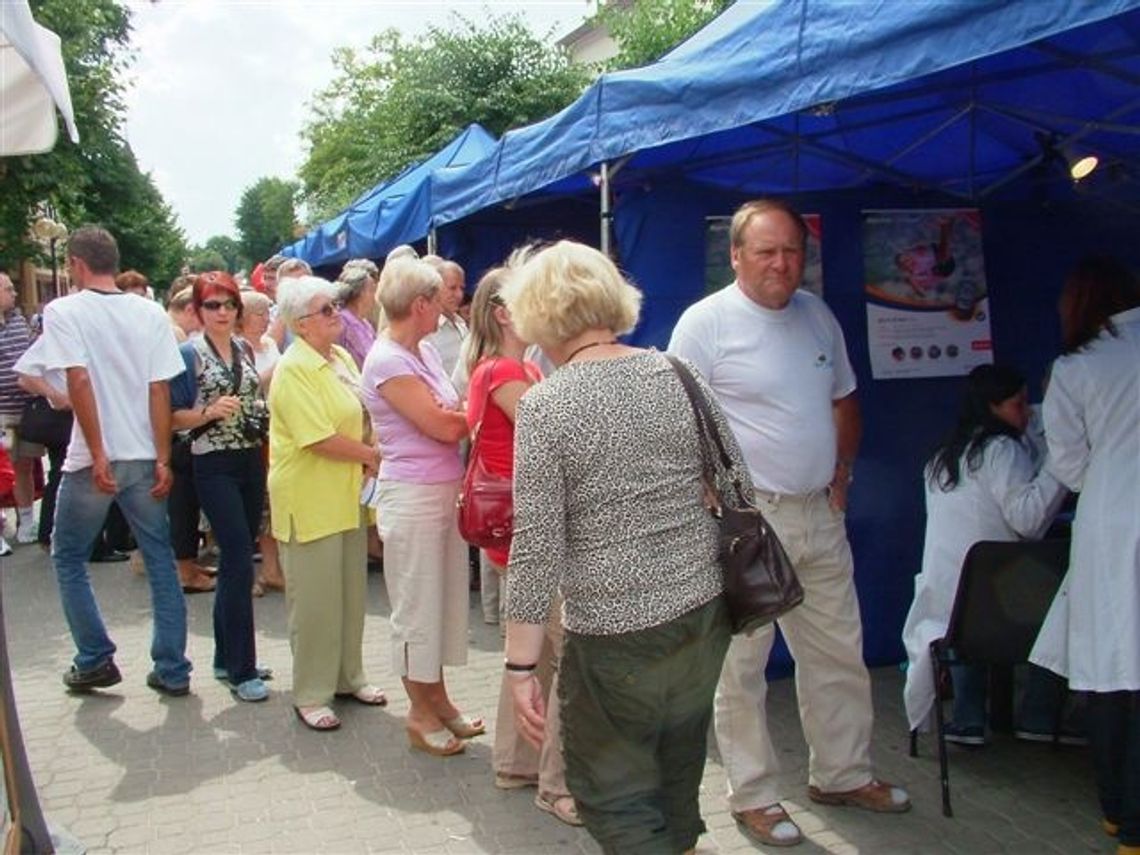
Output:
top-left (376, 479), bottom-right (469, 682)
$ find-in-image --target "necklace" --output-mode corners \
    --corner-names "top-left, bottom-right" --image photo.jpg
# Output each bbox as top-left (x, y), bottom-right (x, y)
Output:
top-left (564, 339), bottom-right (618, 364)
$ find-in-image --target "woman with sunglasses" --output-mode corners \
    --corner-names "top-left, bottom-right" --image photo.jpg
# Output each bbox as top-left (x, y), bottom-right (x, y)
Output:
top-left (269, 275), bottom-right (385, 731)
top-left (361, 257), bottom-right (478, 757)
top-left (170, 272), bottom-right (271, 703)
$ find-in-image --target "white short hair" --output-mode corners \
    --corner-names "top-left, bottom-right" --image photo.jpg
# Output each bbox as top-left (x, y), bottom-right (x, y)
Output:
top-left (377, 258), bottom-right (441, 321)
top-left (276, 275), bottom-right (338, 331)
top-left (385, 245), bottom-right (418, 264)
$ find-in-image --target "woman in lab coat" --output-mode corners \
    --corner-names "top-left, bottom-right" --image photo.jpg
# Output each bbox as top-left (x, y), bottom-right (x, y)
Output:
top-left (902, 364), bottom-right (1067, 742)
top-left (1031, 256), bottom-right (1140, 852)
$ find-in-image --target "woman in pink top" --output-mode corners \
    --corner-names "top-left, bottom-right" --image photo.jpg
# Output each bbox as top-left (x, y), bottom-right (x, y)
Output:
top-left (361, 257), bottom-right (480, 757)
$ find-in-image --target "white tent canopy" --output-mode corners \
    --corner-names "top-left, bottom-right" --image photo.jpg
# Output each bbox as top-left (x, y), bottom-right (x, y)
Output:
top-left (0, 0), bottom-right (78, 156)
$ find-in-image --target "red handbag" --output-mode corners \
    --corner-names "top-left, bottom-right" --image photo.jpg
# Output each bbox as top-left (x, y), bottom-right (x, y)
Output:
top-left (456, 360), bottom-right (515, 550)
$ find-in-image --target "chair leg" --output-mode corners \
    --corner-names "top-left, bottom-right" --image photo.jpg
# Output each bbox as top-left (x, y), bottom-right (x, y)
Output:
top-left (909, 728), bottom-right (918, 758)
top-left (931, 645), bottom-right (953, 817)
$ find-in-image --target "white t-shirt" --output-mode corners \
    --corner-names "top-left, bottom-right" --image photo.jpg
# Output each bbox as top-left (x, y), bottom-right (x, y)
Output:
top-left (38, 289), bottom-right (186, 471)
top-left (425, 314), bottom-right (467, 378)
top-left (668, 284), bottom-right (856, 494)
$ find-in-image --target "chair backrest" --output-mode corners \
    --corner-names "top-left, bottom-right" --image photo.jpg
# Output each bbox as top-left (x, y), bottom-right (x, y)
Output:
top-left (944, 538), bottom-right (1069, 665)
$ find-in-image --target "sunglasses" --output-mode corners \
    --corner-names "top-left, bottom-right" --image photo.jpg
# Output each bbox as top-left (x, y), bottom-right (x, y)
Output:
top-left (299, 299), bottom-right (343, 320)
top-left (201, 299), bottom-right (237, 311)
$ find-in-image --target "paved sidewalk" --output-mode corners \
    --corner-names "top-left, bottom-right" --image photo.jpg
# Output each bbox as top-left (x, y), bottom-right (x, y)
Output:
top-left (0, 542), bottom-right (1109, 854)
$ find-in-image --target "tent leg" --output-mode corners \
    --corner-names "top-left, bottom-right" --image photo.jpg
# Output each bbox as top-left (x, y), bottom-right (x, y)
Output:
top-left (427, 227), bottom-right (438, 256)
top-left (599, 161), bottom-right (612, 257)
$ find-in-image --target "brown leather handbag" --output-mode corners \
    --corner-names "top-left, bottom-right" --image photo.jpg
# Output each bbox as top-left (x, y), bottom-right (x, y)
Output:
top-left (456, 360), bottom-right (514, 550)
top-left (666, 355), bottom-right (804, 633)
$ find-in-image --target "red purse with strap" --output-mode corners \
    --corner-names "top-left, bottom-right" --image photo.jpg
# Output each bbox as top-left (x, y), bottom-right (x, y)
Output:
top-left (457, 359), bottom-right (515, 550)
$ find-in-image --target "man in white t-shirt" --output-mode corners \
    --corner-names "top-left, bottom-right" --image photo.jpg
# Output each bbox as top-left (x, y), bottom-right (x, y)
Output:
top-left (668, 199), bottom-right (909, 848)
top-left (423, 257), bottom-right (468, 376)
top-left (40, 226), bottom-right (192, 697)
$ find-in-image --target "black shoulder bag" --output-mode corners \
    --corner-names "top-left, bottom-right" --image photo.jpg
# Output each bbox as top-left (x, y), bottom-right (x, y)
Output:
top-left (665, 354), bottom-right (804, 634)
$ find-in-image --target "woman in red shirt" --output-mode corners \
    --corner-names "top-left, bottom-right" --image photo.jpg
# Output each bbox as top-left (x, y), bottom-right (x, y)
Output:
top-left (463, 268), bottom-right (580, 827)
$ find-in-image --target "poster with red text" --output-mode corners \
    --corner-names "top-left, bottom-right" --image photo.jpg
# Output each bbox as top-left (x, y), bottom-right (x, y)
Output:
top-left (863, 208), bottom-right (993, 380)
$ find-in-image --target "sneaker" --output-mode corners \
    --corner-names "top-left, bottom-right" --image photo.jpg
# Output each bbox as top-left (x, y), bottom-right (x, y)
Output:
top-left (230, 677), bottom-right (269, 702)
top-left (942, 722), bottom-right (986, 746)
top-left (1014, 728), bottom-right (1089, 747)
top-left (63, 660), bottom-right (122, 692)
top-left (16, 527), bottom-right (37, 545)
top-left (146, 671), bottom-right (190, 697)
top-left (213, 665), bottom-right (273, 682)
top-left (0, 537), bottom-right (12, 557)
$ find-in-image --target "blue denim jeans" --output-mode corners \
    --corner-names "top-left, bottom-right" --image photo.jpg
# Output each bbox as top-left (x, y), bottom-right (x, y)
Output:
top-left (193, 447), bottom-right (264, 683)
top-left (52, 461), bottom-right (190, 686)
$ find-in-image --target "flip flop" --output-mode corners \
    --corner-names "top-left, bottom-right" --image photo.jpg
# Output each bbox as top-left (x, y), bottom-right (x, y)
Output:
top-left (407, 727), bottom-right (464, 756)
top-left (335, 685), bottom-right (387, 706)
top-left (294, 705), bottom-right (340, 731)
top-left (442, 712), bottom-right (485, 738)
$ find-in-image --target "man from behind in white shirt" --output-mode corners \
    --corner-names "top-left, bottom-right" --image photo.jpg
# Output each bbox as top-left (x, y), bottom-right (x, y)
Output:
top-left (40, 226), bottom-right (192, 697)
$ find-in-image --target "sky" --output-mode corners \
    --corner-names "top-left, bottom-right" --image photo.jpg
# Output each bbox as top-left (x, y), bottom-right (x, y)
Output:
top-left (123, 1), bottom-right (590, 247)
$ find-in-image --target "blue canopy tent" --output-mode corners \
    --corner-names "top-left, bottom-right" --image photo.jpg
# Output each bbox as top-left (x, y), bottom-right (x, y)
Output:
top-left (426, 0), bottom-right (1140, 667)
top-left (282, 123), bottom-right (497, 266)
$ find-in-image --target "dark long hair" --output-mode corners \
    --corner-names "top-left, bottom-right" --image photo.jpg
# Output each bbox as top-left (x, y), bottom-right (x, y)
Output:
top-left (927, 364), bottom-right (1026, 491)
top-left (1059, 256), bottom-right (1140, 353)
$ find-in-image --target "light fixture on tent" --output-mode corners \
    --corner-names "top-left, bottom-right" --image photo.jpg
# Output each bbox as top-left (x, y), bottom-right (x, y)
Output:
top-left (1036, 132), bottom-right (1099, 182)
top-left (1065, 148), bottom-right (1098, 181)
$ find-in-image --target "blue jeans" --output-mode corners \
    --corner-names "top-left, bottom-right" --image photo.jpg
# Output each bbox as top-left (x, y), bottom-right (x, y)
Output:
top-left (52, 461), bottom-right (190, 686)
top-left (950, 661), bottom-right (1065, 732)
top-left (193, 448), bottom-right (264, 683)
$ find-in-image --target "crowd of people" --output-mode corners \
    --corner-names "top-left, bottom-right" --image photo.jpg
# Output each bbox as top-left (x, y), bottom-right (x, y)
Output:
top-left (0, 197), bottom-right (1136, 854)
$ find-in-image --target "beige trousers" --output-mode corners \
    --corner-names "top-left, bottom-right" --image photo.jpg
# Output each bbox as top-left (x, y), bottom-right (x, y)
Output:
top-left (493, 593), bottom-right (570, 799)
top-left (714, 490), bottom-right (874, 811)
top-left (279, 512), bottom-right (369, 708)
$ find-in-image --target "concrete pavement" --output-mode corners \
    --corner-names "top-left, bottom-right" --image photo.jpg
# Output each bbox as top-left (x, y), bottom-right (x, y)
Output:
top-left (0, 541), bottom-right (1110, 854)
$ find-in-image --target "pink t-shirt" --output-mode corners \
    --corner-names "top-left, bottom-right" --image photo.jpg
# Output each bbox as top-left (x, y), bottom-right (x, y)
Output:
top-left (361, 338), bottom-right (464, 484)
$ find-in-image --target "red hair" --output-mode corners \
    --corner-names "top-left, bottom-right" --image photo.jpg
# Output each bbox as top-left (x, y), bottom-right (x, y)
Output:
top-left (192, 271), bottom-right (244, 321)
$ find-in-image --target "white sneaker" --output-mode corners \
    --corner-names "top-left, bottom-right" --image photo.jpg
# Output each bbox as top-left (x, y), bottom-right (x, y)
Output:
top-left (16, 526), bottom-right (37, 545)
top-left (0, 513), bottom-right (14, 540)
top-left (0, 537), bottom-right (12, 557)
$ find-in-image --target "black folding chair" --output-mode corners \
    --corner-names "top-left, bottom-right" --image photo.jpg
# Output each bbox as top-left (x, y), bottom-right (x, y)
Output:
top-left (908, 538), bottom-right (1070, 817)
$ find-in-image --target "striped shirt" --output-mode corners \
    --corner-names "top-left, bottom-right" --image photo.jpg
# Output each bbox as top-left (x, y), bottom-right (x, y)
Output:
top-left (0, 312), bottom-right (32, 416)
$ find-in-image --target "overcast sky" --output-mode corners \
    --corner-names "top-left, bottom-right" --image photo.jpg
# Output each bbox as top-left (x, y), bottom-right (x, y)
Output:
top-left (123, 1), bottom-right (589, 247)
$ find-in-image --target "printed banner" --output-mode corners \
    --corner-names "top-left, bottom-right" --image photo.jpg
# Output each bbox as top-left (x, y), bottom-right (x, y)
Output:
top-left (704, 214), bottom-right (823, 297)
top-left (862, 208), bottom-right (993, 379)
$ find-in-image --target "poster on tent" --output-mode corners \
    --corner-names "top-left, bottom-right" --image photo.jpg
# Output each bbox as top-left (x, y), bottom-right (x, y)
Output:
top-left (862, 208), bottom-right (993, 380)
top-left (704, 214), bottom-right (823, 297)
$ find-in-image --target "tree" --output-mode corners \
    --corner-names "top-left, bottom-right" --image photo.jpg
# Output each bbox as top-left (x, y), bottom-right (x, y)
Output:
top-left (235, 177), bottom-right (299, 264)
top-left (187, 248), bottom-right (228, 273)
top-left (298, 13), bottom-right (588, 219)
top-left (596, 0), bottom-right (734, 71)
top-left (203, 236), bottom-right (247, 273)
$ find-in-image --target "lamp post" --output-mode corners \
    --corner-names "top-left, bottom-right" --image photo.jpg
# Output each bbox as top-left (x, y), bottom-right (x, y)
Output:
top-left (30, 210), bottom-right (68, 299)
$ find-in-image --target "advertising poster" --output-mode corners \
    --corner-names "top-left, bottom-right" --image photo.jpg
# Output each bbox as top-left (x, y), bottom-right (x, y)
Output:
top-left (704, 214), bottom-right (823, 297)
top-left (863, 208), bottom-right (993, 380)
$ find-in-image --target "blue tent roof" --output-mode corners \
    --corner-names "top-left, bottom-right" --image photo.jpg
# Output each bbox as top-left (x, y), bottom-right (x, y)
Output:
top-left (430, 0), bottom-right (1140, 225)
top-left (282, 123), bottom-right (497, 266)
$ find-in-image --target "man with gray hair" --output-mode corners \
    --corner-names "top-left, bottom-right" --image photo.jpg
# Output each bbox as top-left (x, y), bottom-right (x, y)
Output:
top-left (39, 225), bottom-right (191, 696)
top-left (423, 256), bottom-right (468, 376)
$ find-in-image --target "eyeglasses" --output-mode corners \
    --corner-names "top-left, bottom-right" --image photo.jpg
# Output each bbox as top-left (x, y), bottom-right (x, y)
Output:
top-left (201, 299), bottom-right (237, 311)
top-left (299, 299), bottom-right (343, 320)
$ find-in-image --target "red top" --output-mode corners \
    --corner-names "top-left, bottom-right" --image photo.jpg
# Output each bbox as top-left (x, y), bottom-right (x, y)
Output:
top-left (466, 357), bottom-right (542, 566)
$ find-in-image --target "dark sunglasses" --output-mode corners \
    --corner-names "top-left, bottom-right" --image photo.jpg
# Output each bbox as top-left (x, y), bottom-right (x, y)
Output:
top-left (201, 299), bottom-right (237, 311)
top-left (299, 299), bottom-right (343, 320)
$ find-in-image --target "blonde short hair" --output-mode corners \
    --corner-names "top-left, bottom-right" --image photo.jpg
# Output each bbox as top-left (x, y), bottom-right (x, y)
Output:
top-left (500, 241), bottom-right (641, 349)
top-left (240, 289), bottom-right (272, 314)
top-left (377, 258), bottom-right (441, 321)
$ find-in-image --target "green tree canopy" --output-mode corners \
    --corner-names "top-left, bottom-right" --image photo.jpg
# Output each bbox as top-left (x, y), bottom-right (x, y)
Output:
top-left (596, 0), bottom-right (734, 71)
top-left (298, 13), bottom-right (588, 219)
top-left (235, 177), bottom-right (299, 264)
top-left (0, 0), bottom-right (187, 284)
top-left (195, 235), bottom-right (247, 274)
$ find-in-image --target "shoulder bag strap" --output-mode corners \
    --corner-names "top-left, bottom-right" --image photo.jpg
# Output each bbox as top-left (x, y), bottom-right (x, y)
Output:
top-left (664, 354), bottom-right (751, 508)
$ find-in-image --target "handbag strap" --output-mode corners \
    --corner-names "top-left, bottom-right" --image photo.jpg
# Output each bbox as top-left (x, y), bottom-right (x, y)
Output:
top-left (664, 354), bottom-right (751, 508)
top-left (468, 357), bottom-right (498, 455)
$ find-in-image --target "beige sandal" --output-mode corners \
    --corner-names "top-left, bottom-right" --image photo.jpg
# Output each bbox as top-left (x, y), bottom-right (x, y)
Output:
top-left (442, 712), bottom-right (485, 739)
top-left (335, 685), bottom-right (387, 706)
top-left (294, 705), bottom-right (340, 731)
top-left (407, 727), bottom-right (464, 756)
top-left (535, 793), bottom-right (583, 827)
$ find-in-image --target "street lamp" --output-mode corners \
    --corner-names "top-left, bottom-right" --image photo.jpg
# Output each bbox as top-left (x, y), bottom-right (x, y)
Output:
top-left (31, 213), bottom-right (68, 297)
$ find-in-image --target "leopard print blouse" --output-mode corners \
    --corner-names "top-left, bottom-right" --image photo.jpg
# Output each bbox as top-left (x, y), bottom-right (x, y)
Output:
top-left (506, 350), bottom-right (753, 635)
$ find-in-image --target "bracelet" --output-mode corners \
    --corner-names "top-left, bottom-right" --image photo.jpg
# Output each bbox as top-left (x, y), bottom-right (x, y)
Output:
top-left (504, 661), bottom-right (537, 672)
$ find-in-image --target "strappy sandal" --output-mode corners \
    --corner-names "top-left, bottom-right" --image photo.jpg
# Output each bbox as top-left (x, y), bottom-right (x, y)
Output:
top-left (335, 685), bottom-right (387, 706)
top-left (407, 727), bottom-right (464, 756)
top-left (294, 705), bottom-right (340, 731)
top-left (442, 712), bottom-right (485, 738)
top-left (534, 793), bottom-right (583, 827)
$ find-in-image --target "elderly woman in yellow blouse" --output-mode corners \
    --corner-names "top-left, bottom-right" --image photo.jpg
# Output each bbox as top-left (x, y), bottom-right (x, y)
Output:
top-left (268, 275), bottom-right (387, 731)
top-left (361, 257), bottom-right (478, 757)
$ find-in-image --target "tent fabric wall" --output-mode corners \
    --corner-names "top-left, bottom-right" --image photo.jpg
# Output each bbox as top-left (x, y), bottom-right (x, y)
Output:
top-left (614, 180), bottom-right (1140, 666)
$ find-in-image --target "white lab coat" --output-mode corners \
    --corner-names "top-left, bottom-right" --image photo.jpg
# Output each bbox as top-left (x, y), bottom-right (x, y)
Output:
top-left (902, 435), bottom-right (1066, 729)
top-left (1031, 307), bottom-right (1140, 692)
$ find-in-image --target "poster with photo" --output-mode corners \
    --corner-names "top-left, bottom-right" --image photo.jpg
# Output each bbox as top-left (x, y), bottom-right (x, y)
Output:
top-left (863, 208), bottom-right (993, 380)
top-left (704, 214), bottom-right (823, 297)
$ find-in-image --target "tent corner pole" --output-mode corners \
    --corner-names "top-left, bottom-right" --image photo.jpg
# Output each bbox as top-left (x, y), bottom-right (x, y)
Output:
top-left (427, 227), bottom-right (438, 256)
top-left (599, 162), bottom-right (612, 257)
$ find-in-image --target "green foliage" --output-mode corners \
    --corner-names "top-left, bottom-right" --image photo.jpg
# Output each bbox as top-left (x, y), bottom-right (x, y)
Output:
top-left (200, 236), bottom-right (247, 273)
top-left (299, 13), bottom-right (588, 219)
top-left (187, 248), bottom-right (228, 273)
top-left (0, 0), bottom-right (187, 284)
top-left (235, 177), bottom-right (299, 264)
top-left (597, 0), bottom-right (734, 71)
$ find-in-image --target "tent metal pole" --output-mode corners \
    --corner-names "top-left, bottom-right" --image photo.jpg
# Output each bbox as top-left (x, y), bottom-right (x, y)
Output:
top-left (427, 228), bottom-right (438, 256)
top-left (600, 161), bottom-right (613, 257)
